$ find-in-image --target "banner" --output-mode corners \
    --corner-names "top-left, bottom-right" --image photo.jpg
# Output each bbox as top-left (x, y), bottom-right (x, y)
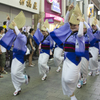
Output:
top-left (44, 17), bottom-right (54, 24)
top-left (45, 13), bottom-right (64, 22)
top-left (88, 4), bottom-right (94, 18)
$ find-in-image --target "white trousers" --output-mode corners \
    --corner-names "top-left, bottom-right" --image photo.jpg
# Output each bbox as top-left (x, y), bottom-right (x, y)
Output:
top-left (38, 53), bottom-right (49, 75)
top-left (89, 47), bottom-right (99, 71)
top-left (11, 58), bottom-right (26, 91)
top-left (62, 58), bottom-right (81, 96)
top-left (80, 57), bottom-right (89, 79)
top-left (54, 47), bottom-right (64, 67)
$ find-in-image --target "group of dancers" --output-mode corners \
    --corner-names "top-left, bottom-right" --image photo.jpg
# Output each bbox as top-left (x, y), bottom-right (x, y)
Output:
top-left (0, 3), bottom-right (100, 100)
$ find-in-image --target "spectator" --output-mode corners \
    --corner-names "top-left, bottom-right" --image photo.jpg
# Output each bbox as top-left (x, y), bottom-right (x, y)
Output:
top-left (0, 26), bottom-right (7, 74)
top-left (27, 28), bottom-right (35, 67)
top-left (39, 43), bottom-right (41, 54)
top-left (33, 40), bottom-right (38, 57)
top-left (3, 21), bottom-right (7, 33)
top-left (0, 73), bottom-right (3, 78)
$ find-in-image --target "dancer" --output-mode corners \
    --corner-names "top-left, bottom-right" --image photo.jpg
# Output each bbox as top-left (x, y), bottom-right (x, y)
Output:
top-left (88, 15), bottom-right (100, 76)
top-left (77, 16), bottom-right (95, 88)
top-left (53, 21), bottom-right (64, 72)
top-left (50, 4), bottom-right (85, 100)
top-left (33, 19), bottom-right (53, 81)
top-left (0, 11), bottom-right (30, 96)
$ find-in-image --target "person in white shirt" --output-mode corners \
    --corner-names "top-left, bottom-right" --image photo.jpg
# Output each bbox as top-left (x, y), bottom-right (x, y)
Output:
top-left (0, 26), bottom-right (7, 74)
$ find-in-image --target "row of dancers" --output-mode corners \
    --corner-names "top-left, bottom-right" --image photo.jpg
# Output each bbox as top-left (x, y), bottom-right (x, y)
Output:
top-left (0, 3), bottom-right (100, 100)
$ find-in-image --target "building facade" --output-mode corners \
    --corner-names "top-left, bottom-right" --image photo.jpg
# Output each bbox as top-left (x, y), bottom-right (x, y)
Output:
top-left (66, 0), bottom-right (100, 25)
top-left (0, 0), bottom-right (40, 27)
top-left (34, 0), bottom-right (66, 31)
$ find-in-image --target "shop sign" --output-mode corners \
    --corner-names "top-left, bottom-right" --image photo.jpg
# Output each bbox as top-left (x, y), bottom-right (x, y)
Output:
top-left (47, 0), bottom-right (61, 13)
top-left (51, 1), bottom-right (61, 13)
top-left (45, 13), bottom-right (64, 22)
top-left (47, 0), bottom-right (58, 3)
top-left (19, 0), bottom-right (25, 5)
top-left (0, 0), bottom-right (39, 14)
top-left (26, 0), bottom-right (32, 8)
top-left (88, 4), bottom-right (94, 18)
top-left (44, 17), bottom-right (54, 23)
top-left (19, 0), bottom-right (37, 10)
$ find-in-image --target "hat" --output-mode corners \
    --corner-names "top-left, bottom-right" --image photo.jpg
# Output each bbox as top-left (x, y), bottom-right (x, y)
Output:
top-left (43, 19), bottom-right (49, 29)
top-left (69, 8), bottom-right (74, 20)
top-left (69, 4), bottom-right (82, 25)
top-left (92, 15), bottom-right (97, 26)
top-left (41, 25), bottom-right (47, 31)
top-left (41, 19), bottom-right (49, 31)
top-left (83, 15), bottom-right (86, 28)
top-left (59, 20), bottom-right (64, 28)
top-left (9, 11), bottom-right (26, 29)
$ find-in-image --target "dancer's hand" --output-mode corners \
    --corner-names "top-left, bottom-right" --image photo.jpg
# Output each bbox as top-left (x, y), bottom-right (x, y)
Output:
top-left (11, 21), bottom-right (16, 27)
top-left (68, 3), bottom-right (74, 11)
top-left (88, 14), bottom-right (91, 18)
top-left (7, 15), bottom-right (10, 20)
top-left (39, 19), bottom-right (41, 23)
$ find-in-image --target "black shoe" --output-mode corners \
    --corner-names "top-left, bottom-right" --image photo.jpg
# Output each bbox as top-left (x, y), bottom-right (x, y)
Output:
top-left (28, 75), bottom-right (30, 83)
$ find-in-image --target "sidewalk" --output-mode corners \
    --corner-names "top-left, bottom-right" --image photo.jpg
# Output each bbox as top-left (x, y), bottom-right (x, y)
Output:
top-left (0, 59), bottom-right (100, 100)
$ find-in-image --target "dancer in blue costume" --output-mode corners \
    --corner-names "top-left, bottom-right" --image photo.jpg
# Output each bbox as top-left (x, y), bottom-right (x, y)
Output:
top-left (77, 16), bottom-right (95, 88)
top-left (50, 4), bottom-right (85, 100)
top-left (0, 11), bottom-right (30, 96)
top-left (53, 21), bottom-right (64, 72)
top-left (33, 19), bottom-right (53, 81)
top-left (88, 15), bottom-right (100, 76)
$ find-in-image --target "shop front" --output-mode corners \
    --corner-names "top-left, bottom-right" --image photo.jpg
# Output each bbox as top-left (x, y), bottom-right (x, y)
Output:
top-left (45, 0), bottom-right (64, 31)
top-left (0, 0), bottom-right (40, 26)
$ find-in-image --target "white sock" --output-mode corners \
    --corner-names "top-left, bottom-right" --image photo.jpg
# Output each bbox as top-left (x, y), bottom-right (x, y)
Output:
top-left (71, 95), bottom-right (77, 100)
top-left (43, 74), bottom-right (47, 78)
top-left (56, 66), bottom-right (61, 71)
top-left (83, 78), bottom-right (86, 81)
top-left (58, 66), bottom-right (61, 69)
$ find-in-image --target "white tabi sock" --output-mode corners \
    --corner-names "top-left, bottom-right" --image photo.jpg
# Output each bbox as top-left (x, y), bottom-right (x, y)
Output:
top-left (71, 95), bottom-right (77, 100)
top-left (56, 66), bottom-right (61, 72)
top-left (58, 66), bottom-right (61, 70)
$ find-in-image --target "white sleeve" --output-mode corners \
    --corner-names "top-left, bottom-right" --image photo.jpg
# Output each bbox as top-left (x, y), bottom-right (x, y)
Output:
top-left (37, 23), bottom-right (40, 29)
top-left (64, 11), bottom-right (70, 24)
top-left (88, 18), bottom-right (90, 24)
top-left (53, 42), bottom-right (56, 47)
top-left (84, 21), bottom-right (90, 29)
top-left (6, 20), bottom-right (10, 30)
top-left (77, 22), bottom-right (83, 37)
top-left (54, 24), bottom-right (59, 30)
top-left (96, 24), bottom-right (100, 31)
top-left (14, 26), bottom-right (20, 35)
top-left (46, 28), bottom-right (50, 33)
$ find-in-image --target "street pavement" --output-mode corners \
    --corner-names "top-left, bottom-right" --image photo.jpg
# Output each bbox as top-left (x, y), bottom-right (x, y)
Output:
top-left (0, 59), bottom-right (100, 100)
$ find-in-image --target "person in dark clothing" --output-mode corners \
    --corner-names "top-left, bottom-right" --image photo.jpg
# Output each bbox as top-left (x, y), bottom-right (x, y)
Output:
top-left (33, 42), bottom-right (38, 57)
top-left (27, 28), bottom-right (35, 67)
